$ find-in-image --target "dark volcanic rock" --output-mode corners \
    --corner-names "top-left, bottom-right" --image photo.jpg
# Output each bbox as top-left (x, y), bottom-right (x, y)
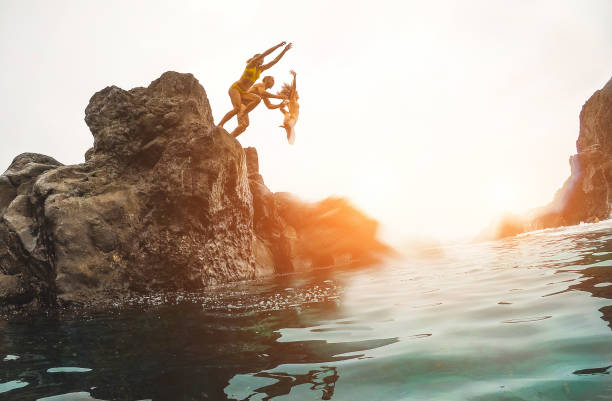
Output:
top-left (1, 72), bottom-right (254, 306)
top-left (0, 72), bottom-right (390, 309)
top-left (530, 77), bottom-right (612, 230)
top-left (0, 153), bottom-right (62, 308)
top-left (483, 76), bottom-right (612, 239)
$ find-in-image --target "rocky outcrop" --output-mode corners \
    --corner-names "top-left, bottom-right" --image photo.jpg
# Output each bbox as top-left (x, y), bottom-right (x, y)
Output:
top-left (485, 76), bottom-right (612, 239)
top-left (530, 77), bottom-right (612, 229)
top-left (0, 153), bottom-right (63, 306)
top-left (0, 72), bottom-right (389, 310)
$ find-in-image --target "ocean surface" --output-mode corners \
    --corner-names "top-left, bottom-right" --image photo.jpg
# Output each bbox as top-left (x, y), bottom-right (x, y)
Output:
top-left (2, 221), bottom-right (612, 401)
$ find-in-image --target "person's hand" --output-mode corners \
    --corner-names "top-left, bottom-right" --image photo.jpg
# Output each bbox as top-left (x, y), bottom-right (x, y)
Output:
top-left (290, 70), bottom-right (296, 76)
top-left (278, 41), bottom-right (286, 47)
top-left (285, 42), bottom-right (293, 51)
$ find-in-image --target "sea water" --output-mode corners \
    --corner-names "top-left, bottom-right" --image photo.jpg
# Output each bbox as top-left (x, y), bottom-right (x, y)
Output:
top-left (1, 221), bottom-right (612, 400)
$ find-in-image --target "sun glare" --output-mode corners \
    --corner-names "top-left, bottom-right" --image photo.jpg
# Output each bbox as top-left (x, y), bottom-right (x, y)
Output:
top-left (490, 182), bottom-right (518, 213)
top-left (352, 171), bottom-right (391, 219)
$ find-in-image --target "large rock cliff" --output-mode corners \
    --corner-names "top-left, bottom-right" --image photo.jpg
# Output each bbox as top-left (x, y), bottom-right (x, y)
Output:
top-left (0, 72), bottom-right (389, 310)
top-left (531, 76), bottom-right (612, 228)
top-left (486, 76), bottom-right (612, 239)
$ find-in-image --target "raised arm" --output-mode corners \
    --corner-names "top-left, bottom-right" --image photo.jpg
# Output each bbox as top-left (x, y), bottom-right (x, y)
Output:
top-left (261, 41), bottom-right (286, 57)
top-left (261, 43), bottom-right (293, 71)
top-left (290, 70), bottom-right (297, 93)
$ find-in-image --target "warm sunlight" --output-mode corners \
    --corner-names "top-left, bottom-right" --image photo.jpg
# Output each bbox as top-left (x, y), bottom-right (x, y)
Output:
top-left (2, 1), bottom-right (610, 243)
top-left (351, 170), bottom-right (392, 220)
top-left (489, 181), bottom-right (519, 214)
top-left (2, 2), bottom-right (612, 400)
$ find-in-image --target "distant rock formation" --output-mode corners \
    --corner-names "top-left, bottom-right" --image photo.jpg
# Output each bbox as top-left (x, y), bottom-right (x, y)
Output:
top-left (0, 72), bottom-right (390, 310)
top-left (484, 76), bottom-right (612, 239)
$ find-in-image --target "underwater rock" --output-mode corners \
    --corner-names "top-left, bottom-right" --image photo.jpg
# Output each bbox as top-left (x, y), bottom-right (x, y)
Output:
top-left (0, 72), bottom-right (389, 309)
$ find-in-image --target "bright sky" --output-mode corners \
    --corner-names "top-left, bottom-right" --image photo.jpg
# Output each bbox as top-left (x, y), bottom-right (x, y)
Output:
top-left (1, 1), bottom-right (611, 244)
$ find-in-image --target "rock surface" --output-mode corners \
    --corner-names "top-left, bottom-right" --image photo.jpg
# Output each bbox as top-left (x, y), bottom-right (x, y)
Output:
top-left (484, 76), bottom-right (612, 239)
top-left (0, 72), bottom-right (390, 310)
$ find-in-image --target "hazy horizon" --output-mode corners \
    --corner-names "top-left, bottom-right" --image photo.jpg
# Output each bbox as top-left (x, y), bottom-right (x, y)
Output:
top-left (1, 0), bottom-right (611, 244)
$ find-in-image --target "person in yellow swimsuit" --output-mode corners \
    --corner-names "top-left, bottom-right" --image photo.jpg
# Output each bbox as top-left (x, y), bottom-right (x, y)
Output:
top-left (220, 76), bottom-right (286, 137)
top-left (218, 41), bottom-right (293, 137)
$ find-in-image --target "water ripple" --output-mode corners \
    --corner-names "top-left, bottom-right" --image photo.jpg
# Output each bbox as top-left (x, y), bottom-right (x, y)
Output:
top-left (1, 220), bottom-right (612, 400)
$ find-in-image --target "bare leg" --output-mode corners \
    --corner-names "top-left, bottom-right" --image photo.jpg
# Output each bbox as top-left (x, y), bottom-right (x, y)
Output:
top-left (241, 93), bottom-right (261, 114)
top-left (279, 107), bottom-right (289, 128)
top-left (231, 93), bottom-right (261, 137)
top-left (219, 109), bottom-right (238, 127)
top-left (217, 86), bottom-right (242, 127)
top-left (219, 92), bottom-right (261, 129)
top-left (231, 112), bottom-right (249, 137)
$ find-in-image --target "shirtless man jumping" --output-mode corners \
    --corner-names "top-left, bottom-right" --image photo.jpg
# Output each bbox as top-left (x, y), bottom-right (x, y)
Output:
top-left (218, 76), bottom-right (286, 137)
top-left (217, 42), bottom-right (292, 137)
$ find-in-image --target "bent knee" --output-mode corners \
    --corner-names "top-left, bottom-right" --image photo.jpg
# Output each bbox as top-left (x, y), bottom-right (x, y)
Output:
top-left (234, 125), bottom-right (247, 135)
top-left (237, 115), bottom-right (249, 128)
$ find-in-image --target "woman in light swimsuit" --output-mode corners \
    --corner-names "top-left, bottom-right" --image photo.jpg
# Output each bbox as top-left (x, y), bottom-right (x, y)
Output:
top-left (218, 41), bottom-right (293, 137)
top-left (278, 70), bottom-right (299, 144)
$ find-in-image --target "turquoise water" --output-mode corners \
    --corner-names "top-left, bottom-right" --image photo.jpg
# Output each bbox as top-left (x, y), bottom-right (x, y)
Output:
top-left (1, 221), bottom-right (612, 400)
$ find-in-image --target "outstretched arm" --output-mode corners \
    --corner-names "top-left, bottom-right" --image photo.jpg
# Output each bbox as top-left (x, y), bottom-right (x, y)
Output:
top-left (261, 41), bottom-right (286, 57)
top-left (261, 43), bottom-right (293, 71)
top-left (261, 90), bottom-right (284, 100)
top-left (263, 98), bottom-right (285, 109)
top-left (248, 85), bottom-right (284, 100)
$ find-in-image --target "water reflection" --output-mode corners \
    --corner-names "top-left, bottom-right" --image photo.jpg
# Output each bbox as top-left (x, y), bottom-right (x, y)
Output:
top-left (228, 366), bottom-right (339, 401)
top-left (1, 221), bottom-right (612, 400)
top-left (0, 273), bottom-right (395, 401)
top-left (0, 380), bottom-right (29, 394)
top-left (573, 365), bottom-right (612, 375)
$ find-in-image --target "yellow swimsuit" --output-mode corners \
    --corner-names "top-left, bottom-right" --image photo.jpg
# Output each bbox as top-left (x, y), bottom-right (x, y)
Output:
top-left (232, 65), bottom-right (262, 93)
top-left (241, 66), bottom-right (262, 83)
